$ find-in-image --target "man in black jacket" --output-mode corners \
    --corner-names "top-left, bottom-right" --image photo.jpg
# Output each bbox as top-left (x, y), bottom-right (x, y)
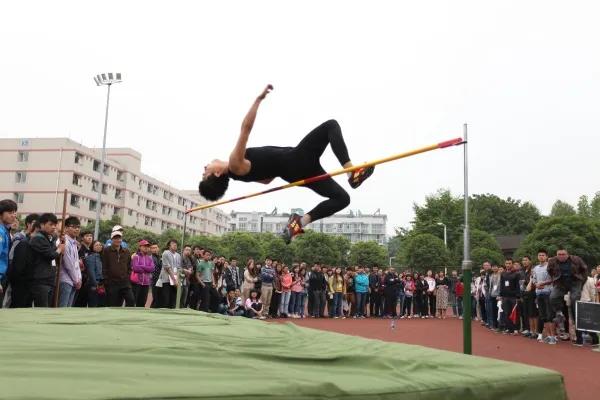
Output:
top-left (29, 213), bottom-right (65, 307)
top-left (309, 264), bottom-right (327, 318)
top-left (499, 258), bottom-right (520, 335)
top-left (7, 213), bottom-right (39, 307)
top-left (384, 268), bottom-right (399, 318)
top-left (369, 266), bottom-right (382, 317)
top-left (547, 248), bottom-right (587, 315)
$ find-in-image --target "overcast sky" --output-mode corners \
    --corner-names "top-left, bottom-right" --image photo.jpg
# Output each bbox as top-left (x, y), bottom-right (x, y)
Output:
top-left (2, 0), bottom-right (598, 235)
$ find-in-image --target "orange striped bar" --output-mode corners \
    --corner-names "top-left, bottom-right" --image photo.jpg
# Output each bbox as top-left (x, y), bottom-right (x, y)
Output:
top-left (186, 137), bottom-right (464, 214)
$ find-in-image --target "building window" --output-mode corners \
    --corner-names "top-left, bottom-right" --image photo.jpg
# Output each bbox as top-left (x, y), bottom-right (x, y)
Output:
top-left (15, 171), bottom-right (27, 183)
top-left (74, 152), bottom-right (83, 164)
top-left (91, 180), bottom-right (99, 192)
top-left (116, 171), bottom-right (125, 182)
top-left (72, 173), bottom-right (82, 187)
top-left (13, 192), bottom-right (24, 204)
top-left (177, 211), bottom-right (184, 220)
top-left (128, 209), bottom-right (134, 216)
top-left (115, 189), bottom-right (122, 199)
top-left (103, 165), bottom-right (109, 176)
top-left (70, 194), bottom-right (81, 208)
top-left (17, 151), bottom-right (29, 162)
top-left (238, 223), bottom-right (246, 231)
top-left (130, 192), bottom-right (135, 199)
top-left (93, 160), bottom-right (101, 172)
top-left (144, 216), bottom-right (151, 226)
top-left (102, 184), bottom-right (108, 195)
top-left (114, 207), bottom-right (121, 216)
top-left (89, 200), bottom-right (97, 211)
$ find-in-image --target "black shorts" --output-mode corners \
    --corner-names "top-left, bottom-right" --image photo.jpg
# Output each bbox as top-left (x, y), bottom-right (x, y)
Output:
top-left (523, 292), bottom-right (538, 318)
top-left (536, 293), bottom-right (552, 323)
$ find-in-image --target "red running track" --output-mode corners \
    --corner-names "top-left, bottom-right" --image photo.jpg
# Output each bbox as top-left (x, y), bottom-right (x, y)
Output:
top-left (282, 317), bottom-right (598, 400)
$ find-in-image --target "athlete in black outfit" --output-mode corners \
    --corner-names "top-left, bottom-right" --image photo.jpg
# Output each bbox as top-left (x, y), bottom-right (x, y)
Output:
top-left (199, 85), bottom-right (374, 243)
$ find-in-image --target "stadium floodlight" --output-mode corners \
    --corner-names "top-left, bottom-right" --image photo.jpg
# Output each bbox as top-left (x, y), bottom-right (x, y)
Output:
top-left (92, 73), bottom-right (123, 240)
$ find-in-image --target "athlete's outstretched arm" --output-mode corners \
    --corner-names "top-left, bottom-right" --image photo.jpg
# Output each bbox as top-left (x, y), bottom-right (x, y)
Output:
top-left (229, 84), bottom-right (273, 175)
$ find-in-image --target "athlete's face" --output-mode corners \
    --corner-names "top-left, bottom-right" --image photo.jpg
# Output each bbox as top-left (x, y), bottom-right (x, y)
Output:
top-left (203, 159), bottom-right (225, 179)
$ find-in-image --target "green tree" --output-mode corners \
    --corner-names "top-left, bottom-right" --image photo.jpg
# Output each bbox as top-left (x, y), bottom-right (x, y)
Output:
top-left (470, 194), bottom-right (541, 235)
top-left (400, 233), bottom-right (450, 270)
top-left (256, 233), bottom-right (293, 264)
top-left (577, 195), bottom-right (592, 218)
top-left (159, 229), bottom-right (184, 250)
top-left (515, 215), bottom-right (600, 267)
top-left (410, 190), bottom-right (541, 253)
top-left (411, 189), bottom-right (464, 250)
top-left (332, 235), bottom-right (352, 267)
top-left (219, 232), bottom-right (262, 263)
top-left (453, 228), bottom-right (504, 266)
top-left (290, 231), bottom-right (339, 265)
top-left (187, 235), bottom-right (225, 257)
top-left (123, 227), bottom-right (159, 253)
top-left (349, 241), bottom-right (388, 267)
top-left (550, 200), bottom-right (576, 217)
top-left (590, 192), bottom-right (600, 219)
top-left (83, 215), bottom-right (122, 242)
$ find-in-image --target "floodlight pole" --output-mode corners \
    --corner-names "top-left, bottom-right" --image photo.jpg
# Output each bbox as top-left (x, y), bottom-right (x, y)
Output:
top-left (462, 123), bottom-right (473, 355)
top-left (94, 83), bottom-right (111, 240)
top-left (93, 73), bottom-right (122, 240)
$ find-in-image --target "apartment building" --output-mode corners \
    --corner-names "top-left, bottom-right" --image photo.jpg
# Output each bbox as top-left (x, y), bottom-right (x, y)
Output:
top-left (229, 208), bottom-right (387, 244)
top-left (0, 138), bottom-right (229, 236)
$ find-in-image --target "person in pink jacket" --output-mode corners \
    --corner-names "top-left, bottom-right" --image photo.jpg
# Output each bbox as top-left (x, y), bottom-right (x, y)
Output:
top-left (279, 265), bottom-right (293, 317)
top-left (130, 240), bottom-right (155, 307)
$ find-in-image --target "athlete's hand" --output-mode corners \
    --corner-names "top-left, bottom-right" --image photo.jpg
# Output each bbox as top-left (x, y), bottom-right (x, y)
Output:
top-left (257, 84), bottom-right (273, 100)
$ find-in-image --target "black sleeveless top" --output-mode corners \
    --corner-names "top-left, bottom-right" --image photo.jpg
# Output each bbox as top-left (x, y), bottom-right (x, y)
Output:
top-left (228, 146), bottom-right (294, 182)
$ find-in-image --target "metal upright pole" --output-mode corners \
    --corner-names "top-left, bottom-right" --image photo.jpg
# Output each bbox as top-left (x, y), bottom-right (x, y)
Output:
top-left (175, 215), bottom-right (187, 309)
top-left (462, 123), bottom-right (473, 355)
top-left (94, 84), bottom-right (112, 240)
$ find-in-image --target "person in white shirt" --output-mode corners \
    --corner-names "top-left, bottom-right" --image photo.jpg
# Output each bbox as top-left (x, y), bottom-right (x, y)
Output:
top-left (160, 239), bottom-right (181, 309)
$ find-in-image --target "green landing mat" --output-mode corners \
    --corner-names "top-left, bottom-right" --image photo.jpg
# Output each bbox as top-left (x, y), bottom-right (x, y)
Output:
top-left (0, 308), bottom-right (566, 400)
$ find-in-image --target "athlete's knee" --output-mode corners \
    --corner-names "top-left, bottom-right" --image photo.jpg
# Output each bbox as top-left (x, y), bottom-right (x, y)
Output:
top-left (323, 119), bottom-right (341, 132)
top-left (336, 190), bottom-right (350, 210)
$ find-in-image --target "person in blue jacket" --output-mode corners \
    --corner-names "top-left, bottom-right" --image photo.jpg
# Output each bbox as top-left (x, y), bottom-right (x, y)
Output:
top-left (354, 266), bottom-right (370, 318)
top-left (0, 199), bottom-right (18, 307)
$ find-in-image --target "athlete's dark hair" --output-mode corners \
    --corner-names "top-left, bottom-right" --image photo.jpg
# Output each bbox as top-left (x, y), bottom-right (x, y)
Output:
top-left (199, 174), bottom-right (230, 201)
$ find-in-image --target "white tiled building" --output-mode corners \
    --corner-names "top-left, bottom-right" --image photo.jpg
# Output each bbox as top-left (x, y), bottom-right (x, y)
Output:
top-left (0, 138), bottom-right (229, 236)
top-left (229, 208), bottom-right (387, 244)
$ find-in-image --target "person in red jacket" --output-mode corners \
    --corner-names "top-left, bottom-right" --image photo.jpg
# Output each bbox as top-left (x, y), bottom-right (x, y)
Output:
top-left (455, 278), bottom-right (465, 319)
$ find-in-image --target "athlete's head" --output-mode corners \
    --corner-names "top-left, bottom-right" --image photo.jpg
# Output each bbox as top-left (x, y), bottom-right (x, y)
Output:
top-left (199, 159), bottom-right (230, 201)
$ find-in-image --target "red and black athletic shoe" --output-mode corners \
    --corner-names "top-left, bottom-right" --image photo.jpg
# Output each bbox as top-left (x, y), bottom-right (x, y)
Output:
top-left (348, 165), bottom-right (375, 189)
top-left (282, 213), bottom-right (304, 244)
